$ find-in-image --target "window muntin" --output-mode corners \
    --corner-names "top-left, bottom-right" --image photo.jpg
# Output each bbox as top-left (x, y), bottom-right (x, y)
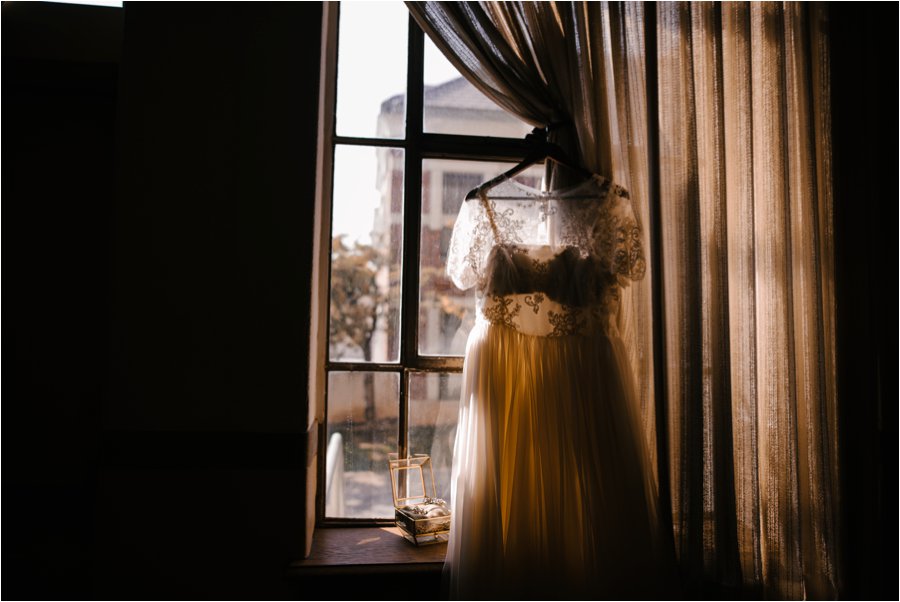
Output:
top-left (322, 3), bottom-right (539, 521)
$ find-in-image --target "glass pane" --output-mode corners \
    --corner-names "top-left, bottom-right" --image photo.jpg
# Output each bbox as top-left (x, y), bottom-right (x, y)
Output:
top-left (423, 36), bottom-right (533, 138)
top-left (336, 2), bottom-right (408, 139)
top-left (408, 372), bottom-right (462, 505)
top-left (418, 159), bottom-right (545, 356)
top-left (330, 145), bottom-right (403, 363)
top-left (325, 371), bottom-right (400, 519)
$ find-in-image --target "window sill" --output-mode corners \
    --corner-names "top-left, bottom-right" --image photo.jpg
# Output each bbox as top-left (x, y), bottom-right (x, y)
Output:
top-left (288, 527), bottom-right (446, 576)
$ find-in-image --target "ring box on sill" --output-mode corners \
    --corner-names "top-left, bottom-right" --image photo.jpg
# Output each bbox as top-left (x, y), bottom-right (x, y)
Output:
top-left (388, 453), bottom-right (451, 546)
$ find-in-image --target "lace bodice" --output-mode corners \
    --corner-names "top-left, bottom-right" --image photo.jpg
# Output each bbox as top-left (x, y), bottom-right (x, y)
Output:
top-left (447, 175), bottom-right (645, 337)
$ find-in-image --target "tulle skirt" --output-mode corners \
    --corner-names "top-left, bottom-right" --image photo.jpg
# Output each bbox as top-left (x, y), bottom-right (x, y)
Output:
top-left (444, 318), bottom-right (676, 600)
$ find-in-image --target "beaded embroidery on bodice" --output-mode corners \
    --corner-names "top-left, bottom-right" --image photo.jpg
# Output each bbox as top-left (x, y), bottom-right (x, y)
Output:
top-left (447, 174), bottom-right (645, 337)
top-left (480, 244), bottom-right (621, 337)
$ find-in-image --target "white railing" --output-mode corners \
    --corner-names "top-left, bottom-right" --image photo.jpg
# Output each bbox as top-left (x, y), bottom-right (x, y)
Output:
top-left (325, 432), bottom-right (345, 517)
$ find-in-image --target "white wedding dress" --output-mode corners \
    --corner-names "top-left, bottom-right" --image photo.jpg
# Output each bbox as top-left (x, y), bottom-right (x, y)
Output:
top-left (444, 175), bottom-right (674, 599)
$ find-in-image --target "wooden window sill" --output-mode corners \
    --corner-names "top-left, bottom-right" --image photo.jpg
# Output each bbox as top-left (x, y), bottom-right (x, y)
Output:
top-left (288, 527), bottom-right (447, 576)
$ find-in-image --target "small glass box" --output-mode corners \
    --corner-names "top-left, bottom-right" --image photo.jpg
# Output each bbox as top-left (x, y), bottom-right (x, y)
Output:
top-left (388, 453), bottom-right (451, 546)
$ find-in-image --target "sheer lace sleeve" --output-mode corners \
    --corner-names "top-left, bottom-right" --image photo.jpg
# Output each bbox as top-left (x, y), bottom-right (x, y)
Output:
top-left (592, 184), bottom-right (646, 283)
top-left (447, 197), bottom-right (496, 291)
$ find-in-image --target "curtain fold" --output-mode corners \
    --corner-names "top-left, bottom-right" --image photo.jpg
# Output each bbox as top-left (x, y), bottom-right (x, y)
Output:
top-left (410, 1), bottom-right (839, 598)
top-left (408, 2), bottom-right (632, 183)
top-left (657, 3), bottom-right (839, 597)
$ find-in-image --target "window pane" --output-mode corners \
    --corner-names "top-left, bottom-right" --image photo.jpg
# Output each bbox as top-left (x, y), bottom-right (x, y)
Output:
top-left (418, 159), bottom-right (545, 356)
top-left (325, 371), bottom-right (400, 519)
top-left (330, 145), bottom-right (403, 363)
top-left (408, 372), bottom-right (462, 506)
top-left (336, 2), bottom-right (408, 139)
top-left (423, 36), bottom-right (533, 138)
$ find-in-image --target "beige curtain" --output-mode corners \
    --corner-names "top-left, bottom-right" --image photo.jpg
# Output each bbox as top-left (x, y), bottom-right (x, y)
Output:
top-left (657, 3), bottom-right (839, 598)
top-left (409, 1), bottom-right (839, 598)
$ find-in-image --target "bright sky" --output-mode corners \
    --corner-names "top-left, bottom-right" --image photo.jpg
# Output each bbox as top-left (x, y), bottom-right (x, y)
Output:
top-left (332, 1), bottom-right (464, 244)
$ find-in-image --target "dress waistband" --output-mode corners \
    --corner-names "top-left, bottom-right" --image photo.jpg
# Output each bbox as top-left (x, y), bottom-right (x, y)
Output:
top-left (477, 293), bottom-right (615, 338)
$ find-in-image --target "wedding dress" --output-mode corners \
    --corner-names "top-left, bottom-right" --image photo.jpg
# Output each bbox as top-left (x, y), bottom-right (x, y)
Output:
top-left (444, 175), bottom-right (674, 599)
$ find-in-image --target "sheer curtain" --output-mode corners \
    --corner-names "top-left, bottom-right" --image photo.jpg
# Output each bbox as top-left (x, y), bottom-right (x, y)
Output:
top-left (656, 4), bottom-right (838, 598)
top-left (409, 1), bottom-right (839, 598)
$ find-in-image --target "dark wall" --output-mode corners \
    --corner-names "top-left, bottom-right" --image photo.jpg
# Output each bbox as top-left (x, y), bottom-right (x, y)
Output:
top-left (109, 3), bottom-right (318, 433)
top-left (3, 2), bottom-right (321, 598)
top-left (4, 2), bottom-right (122, 598)
top-left (829, 4), bottom-right (897, 601)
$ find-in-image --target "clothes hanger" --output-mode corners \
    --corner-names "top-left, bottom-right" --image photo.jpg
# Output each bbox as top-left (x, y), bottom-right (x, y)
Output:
top-left (465, 126), bottom-right (596, 201)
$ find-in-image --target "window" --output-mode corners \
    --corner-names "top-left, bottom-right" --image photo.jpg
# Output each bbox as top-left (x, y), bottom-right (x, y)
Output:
top-left (311, 2), bottom-right (544, 524)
